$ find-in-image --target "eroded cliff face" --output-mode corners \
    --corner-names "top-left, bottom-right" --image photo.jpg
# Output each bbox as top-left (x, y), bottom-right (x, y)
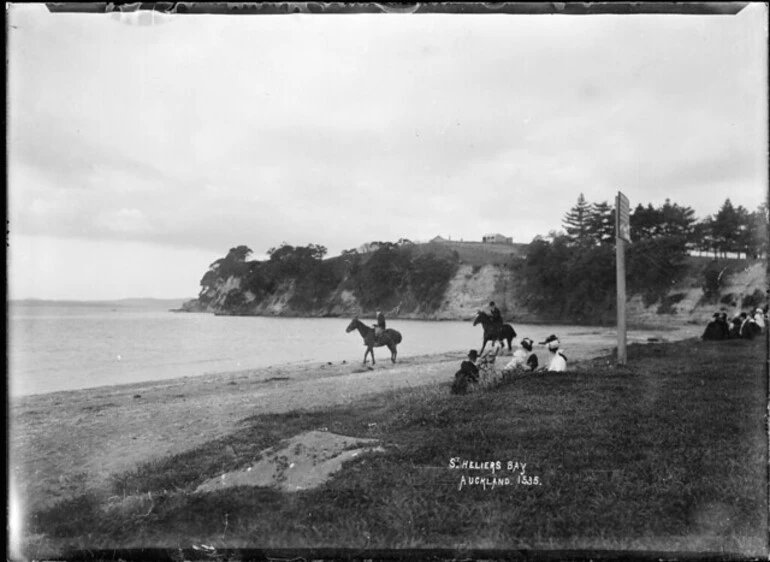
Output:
top-left (180, 261), bottom-right (766, 326)
top-left (625, 261), bottom-right (767, 326)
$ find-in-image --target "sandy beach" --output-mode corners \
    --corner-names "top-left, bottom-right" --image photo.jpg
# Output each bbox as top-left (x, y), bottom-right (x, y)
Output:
top-left (10, 328), bottom-right (697, 515)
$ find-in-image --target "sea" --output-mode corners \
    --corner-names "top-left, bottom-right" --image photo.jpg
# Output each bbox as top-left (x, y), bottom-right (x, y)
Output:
top-left (8, 301), bottom-right (702, 397)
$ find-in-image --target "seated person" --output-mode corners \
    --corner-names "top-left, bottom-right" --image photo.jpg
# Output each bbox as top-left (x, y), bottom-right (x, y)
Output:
top-left (538, 334), bottom-right (567, 372)
top-left (502, 337), bottom-right (538, 373)
top-left (451, 349), bottom-right (480, 395)
top-left (739, 312), bottom-right (760, 339)
top-left (729, 315), bottom-right (743, 339)
top-left (718, 312), bottom-right (731, 339)
top-left (702, 313), bottom-right (726, 341)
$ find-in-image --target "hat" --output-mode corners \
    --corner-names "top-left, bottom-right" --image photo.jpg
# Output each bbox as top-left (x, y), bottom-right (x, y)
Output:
top-left (539, 334), bottom-right (560, 350)
top-left (467, 349), bottom-right (479, 360)
top-left (520, 337), bottom-right (534, 351)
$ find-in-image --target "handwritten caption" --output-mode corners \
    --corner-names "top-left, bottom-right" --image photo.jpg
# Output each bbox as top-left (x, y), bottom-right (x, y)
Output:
top-left (448, 458), bottom-right (542, 490)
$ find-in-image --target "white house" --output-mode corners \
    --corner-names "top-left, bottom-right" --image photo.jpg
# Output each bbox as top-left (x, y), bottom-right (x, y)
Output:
top-left (482, 233), bottom-right (513, 244)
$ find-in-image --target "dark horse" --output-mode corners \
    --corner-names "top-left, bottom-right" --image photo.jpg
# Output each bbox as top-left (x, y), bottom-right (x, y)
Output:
top-left (473, 311), bottom-right (516, 354)
top-left (346, 317), bottom-right (403, 365)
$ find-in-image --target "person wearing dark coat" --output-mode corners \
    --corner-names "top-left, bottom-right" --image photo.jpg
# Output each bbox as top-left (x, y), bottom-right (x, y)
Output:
top-left (718, 312), bottom-right (730, 339)
top-left (702, 313), bottom-right (726, 341)
top-left (451, 350), bottom-right (480, 395)
top-left (489, 301), bottom-right (503, 325)
top-left (729, 315), bottom-right (743, 339)
top-left (739, 312), bottom-right (760, 340)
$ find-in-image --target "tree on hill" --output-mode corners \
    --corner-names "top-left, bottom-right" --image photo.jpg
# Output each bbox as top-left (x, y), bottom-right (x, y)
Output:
top-left (563, 193), bottom-right (593, 246)
top-left (198, 245), bottom-right (254, 302)
top-left (748, 203), bottom-right (769, 258)
top-left (587, 200), bottom-right (615, 245)
top-left (630, 203), bottom-right (663, 241)
top-left (659, 199), bottom-right (696, 239)
top-left (691, 218), bottom-right (718, 257)
top-left (710, 198), bottom-right (742, 257)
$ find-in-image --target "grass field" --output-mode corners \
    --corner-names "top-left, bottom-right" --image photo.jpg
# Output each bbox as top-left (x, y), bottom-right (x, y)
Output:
top-left (24, 337), bottom-right (768, 558)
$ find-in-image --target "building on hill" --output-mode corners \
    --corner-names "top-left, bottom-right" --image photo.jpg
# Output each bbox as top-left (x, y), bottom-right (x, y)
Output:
top-left (482, 233), bottom-right (513, 244)
top-left (431, 235), bottom-right (449, 243)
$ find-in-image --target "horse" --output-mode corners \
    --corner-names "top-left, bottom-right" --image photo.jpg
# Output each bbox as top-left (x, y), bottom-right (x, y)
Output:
top-left (345, 317), bottom-right (403, 365)
top-left (473, 310), bottom-right (516, 354)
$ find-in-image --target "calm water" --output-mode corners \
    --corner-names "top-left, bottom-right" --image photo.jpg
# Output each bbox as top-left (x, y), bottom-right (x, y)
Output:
top-left (8, 303), bottom-right (700, 397)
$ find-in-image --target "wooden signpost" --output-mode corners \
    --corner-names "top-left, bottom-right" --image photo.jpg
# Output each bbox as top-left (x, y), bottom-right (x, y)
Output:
top-left (616, 192), bottom-right (631, 365)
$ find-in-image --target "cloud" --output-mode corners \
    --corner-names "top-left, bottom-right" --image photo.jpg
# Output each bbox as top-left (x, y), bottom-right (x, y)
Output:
top-left (7, 5), bottom-right (767, 265)
top-left (94, 208), bottom-right (154, 234)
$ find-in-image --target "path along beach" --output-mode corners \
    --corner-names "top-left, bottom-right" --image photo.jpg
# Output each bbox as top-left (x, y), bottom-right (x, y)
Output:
top-left (10, 327), bottom-right (698, 514)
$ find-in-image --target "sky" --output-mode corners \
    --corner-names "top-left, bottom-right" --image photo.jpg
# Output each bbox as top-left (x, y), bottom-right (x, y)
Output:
top-left (7, 3), bottom-right (768, 300)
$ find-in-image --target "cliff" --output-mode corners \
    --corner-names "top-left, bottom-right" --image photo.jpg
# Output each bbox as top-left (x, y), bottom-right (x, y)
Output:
top-left (180, 241), bottom-right (767, 327)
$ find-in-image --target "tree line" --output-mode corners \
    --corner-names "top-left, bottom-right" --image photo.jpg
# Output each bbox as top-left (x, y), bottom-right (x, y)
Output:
top-left (198, 241), bottom-right (460, 314)
top-left (562, 194), bottom-right (768, 259)
top-left (515, 194), bottom-right (767, 323)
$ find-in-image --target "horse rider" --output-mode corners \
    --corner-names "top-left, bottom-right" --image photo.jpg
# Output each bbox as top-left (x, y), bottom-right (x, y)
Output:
top-left (373, 309), bottom-right (386, 339)
top-left (489, 301), bottom-right (503, 335)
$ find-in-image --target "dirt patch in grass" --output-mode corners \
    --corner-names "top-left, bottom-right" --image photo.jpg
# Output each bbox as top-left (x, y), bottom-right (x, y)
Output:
top-left (196, 431), bottom-right (385, 493)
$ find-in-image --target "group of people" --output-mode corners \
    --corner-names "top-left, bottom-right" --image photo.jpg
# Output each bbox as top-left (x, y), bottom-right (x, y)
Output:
top-left (451, 301), bottom-right (568, 395)
top-left (701, 306), bottom-right (767, 341)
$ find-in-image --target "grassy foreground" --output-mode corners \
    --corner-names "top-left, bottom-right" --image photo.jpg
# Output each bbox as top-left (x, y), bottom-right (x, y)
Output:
top-left (24, 337), bottom-right (767, 557)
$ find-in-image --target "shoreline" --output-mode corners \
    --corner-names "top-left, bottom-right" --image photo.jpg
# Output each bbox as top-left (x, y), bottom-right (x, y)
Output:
top-left (11, 321), bottom-right (698, 400)
top-left (170, 307), bottom-right (697, 331)
top-left (10, 330), bottom-right (699, 514)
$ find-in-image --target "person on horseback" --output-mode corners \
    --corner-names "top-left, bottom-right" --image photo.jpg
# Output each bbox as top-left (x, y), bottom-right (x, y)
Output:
top-left (489, 301), bottom-right (503, 336)
top-left (373, 309), bottom-right (386, 340)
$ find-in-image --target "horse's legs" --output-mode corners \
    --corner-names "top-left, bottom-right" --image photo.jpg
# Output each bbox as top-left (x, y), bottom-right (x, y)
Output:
top-left (479, 338), bottom-right (487, 355)
top-left (388, 344), bottom-right (397, 363)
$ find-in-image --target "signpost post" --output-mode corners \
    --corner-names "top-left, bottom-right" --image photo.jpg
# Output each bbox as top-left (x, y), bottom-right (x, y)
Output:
top-left (616, 192), bottom-right (631, 366)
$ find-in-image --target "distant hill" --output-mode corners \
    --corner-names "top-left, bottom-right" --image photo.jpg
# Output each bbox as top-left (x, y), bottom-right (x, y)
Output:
top-left (10, 298), bottom-right (195, 309)
top-left (426, 239), bottom-right (529, 266)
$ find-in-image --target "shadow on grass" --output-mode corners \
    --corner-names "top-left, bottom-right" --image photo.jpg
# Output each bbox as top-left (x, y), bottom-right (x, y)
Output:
top-left (26, 338), bottom-right (768, 555)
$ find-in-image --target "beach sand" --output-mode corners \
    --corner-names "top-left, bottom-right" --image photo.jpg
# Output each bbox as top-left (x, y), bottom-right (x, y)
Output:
top-left (10, 329), bottom-right (695, 515)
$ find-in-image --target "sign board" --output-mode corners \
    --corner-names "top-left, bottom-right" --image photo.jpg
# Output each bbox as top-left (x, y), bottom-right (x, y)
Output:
top-left (616, 192), bottom-right (631, 242)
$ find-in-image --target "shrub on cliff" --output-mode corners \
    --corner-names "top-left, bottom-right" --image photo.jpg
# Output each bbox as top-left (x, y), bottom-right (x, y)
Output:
top-left (409, 252), bottom-right (460, 312)
top-left (521, 233), bottom-right (689, 322)
top-left (626, 235), bottom-right (689, 306)
top-left (351, 243), bottom-right (412, 310)
top-left (198, 245), bottom-right (254, 306)
top-left (350, 244), bottom-right (459, 312)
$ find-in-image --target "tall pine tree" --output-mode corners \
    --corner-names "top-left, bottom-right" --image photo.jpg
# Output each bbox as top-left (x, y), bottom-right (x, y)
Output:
top-left (659, 199), bottom-right (696, 239)
top-left (563, 193), bottom-right (593, 246)
top-left (587, 200), bottom-right (615, 245)
top-left (711, 198), bottom-right (741, 257)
